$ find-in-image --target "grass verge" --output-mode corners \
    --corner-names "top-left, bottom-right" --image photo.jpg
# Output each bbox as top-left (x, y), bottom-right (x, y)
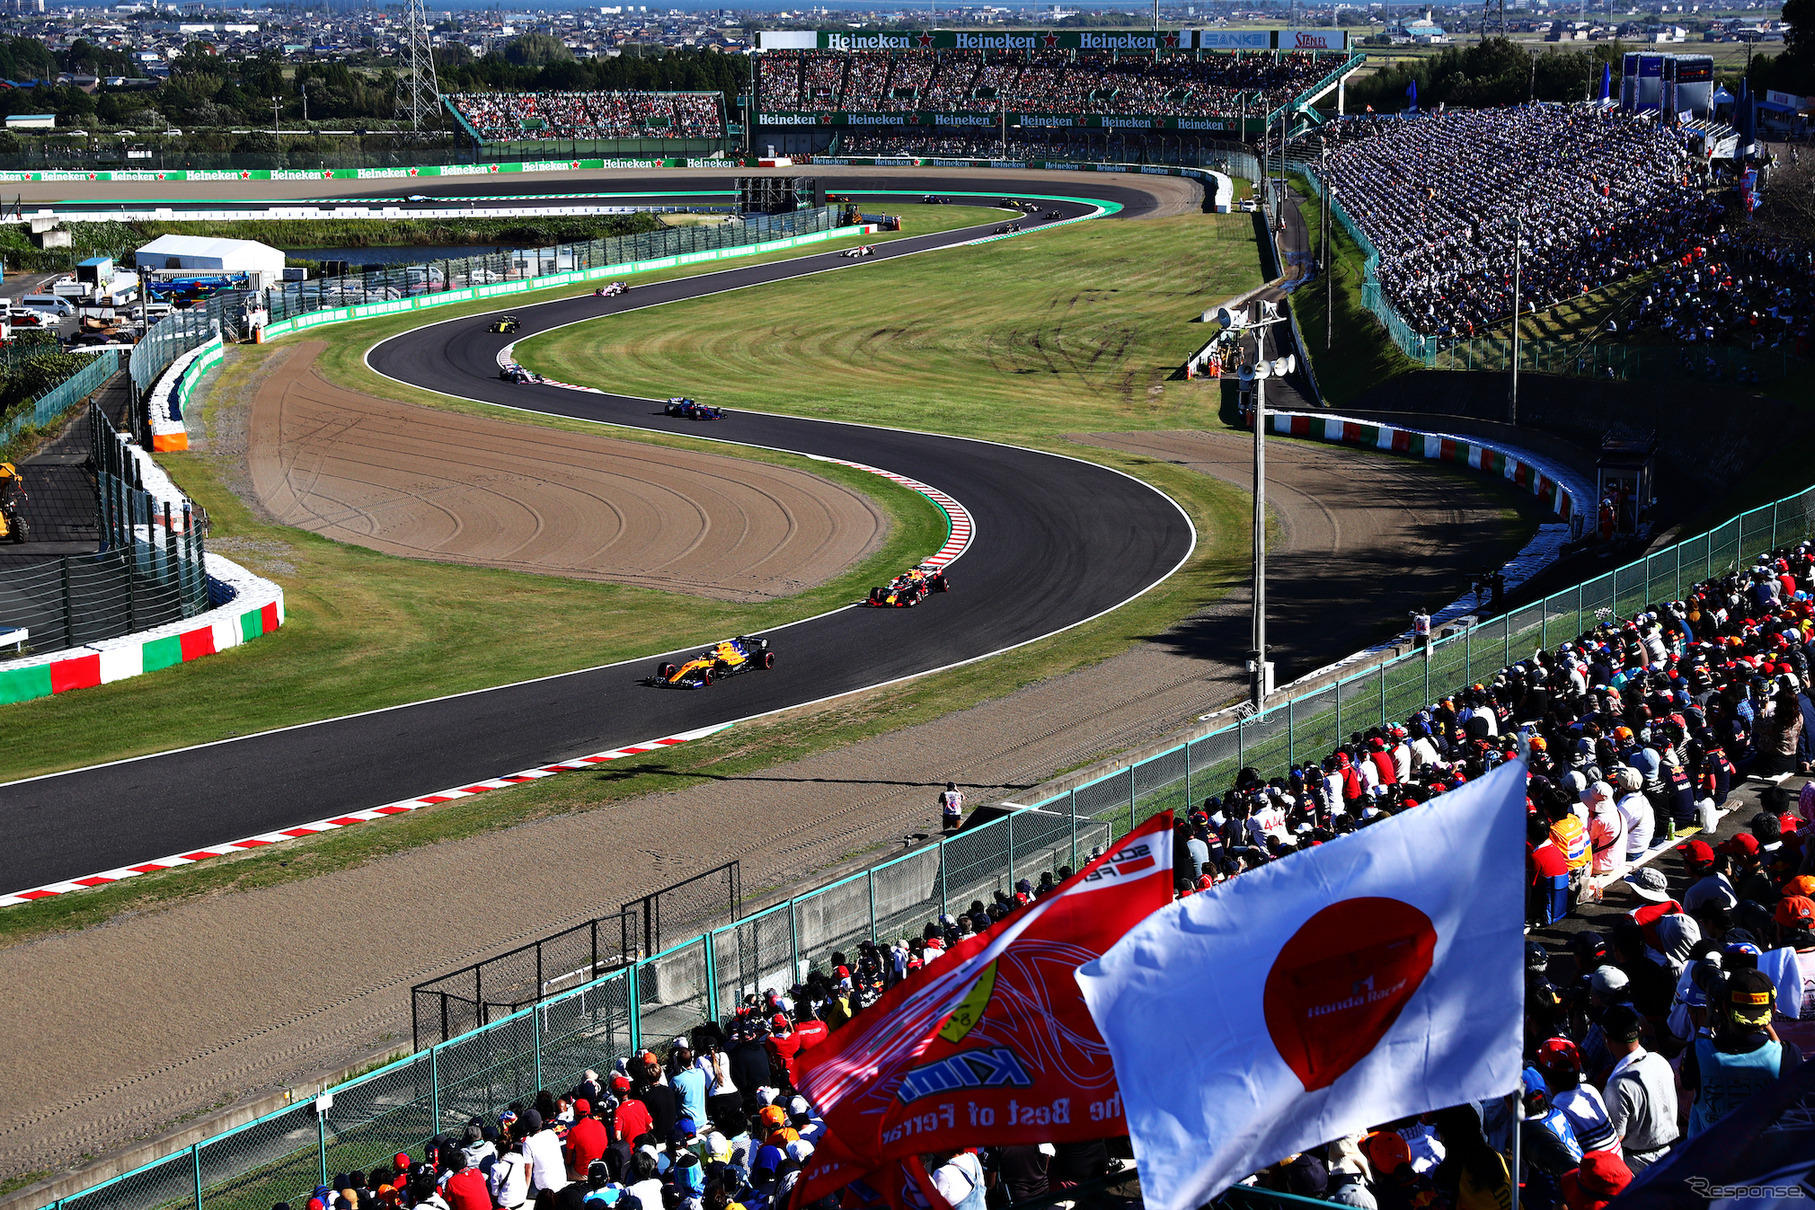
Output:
top-left (0, 451), bottom-right (1251, 946)
top-left (515, 211), bottom-right (1261, 442)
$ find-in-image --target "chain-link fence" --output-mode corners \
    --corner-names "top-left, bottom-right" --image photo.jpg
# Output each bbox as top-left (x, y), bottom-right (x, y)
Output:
top-left (263, 208), bottom-right (834, 328)
top-left (0, 405), bottom-right (210, 658)
top-left (0, 349), bottom-right (117, 449)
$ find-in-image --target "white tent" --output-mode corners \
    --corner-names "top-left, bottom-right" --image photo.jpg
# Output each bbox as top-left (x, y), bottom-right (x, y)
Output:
top-left (134, 234), bottom-right (285, 277)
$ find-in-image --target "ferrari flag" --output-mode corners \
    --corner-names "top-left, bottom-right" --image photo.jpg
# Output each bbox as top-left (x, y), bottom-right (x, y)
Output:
top-left (795, 813), bottom-right (1174, 1201)
top-left (1076, 761), bottom-right (1526, 1210)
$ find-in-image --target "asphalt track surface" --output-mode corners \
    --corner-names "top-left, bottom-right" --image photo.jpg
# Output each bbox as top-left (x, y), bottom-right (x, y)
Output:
top-left (0, 182), bottom-right (1196, 894)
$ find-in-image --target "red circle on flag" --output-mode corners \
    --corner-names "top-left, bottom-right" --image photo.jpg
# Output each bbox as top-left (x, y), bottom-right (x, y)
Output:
top-left (1262, 898), bottom-right (1436, 1091)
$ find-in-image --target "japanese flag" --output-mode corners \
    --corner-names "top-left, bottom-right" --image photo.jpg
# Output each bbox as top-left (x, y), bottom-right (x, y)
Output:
top-left (1075, 760), bottom-right (1526, 1210)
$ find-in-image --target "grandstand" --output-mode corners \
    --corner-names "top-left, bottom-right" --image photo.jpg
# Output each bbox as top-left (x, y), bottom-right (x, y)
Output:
top-left (442, 89), bottom-right (734, 158)
top-left (750, 30), bottom-right (1365, 155)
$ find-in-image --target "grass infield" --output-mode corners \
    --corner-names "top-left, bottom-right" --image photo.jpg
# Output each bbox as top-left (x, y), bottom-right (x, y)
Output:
top-left (0, 203), bottom-right (1282, 940)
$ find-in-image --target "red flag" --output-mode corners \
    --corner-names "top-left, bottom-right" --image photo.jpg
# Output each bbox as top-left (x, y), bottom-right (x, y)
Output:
top-left (796, 814), bottom-right (1174, 1202)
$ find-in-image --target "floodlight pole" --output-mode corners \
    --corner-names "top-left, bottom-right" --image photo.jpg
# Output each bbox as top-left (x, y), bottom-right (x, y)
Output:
top-left (1251, 331), bottom-right (1268, 712)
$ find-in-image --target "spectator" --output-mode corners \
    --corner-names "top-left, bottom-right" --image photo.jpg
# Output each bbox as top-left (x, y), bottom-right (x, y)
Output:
top-left (1600, 1006), bottom-right (1680, 1171)
top-left (522, 1112), bottom-right (569, 1196)
top-left (670, 1040), bottom-right (708, 1128)
top-left (566, 1101), bottom-right (609, 1178)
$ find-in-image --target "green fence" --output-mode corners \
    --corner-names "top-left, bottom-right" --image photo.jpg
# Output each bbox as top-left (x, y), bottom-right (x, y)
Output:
top-left (0, 351), bottom-right (117, 448)
top-left (43, 467), bottom-right (1815, 1210)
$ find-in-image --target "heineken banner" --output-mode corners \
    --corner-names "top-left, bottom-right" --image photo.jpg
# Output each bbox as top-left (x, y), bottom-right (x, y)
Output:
top-left (0, 157), bottom-right (670, 184)
top-left (758, 111), bottom-right (1247, 132)
top-left (759, 28), bottom-right (1345, 52)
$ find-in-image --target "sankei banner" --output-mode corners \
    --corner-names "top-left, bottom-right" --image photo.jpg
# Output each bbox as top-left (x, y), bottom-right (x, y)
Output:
top-left (1195, 29), bottom-right (1274, 49)
top-left (795, 813), bottom-right (1175, 1202)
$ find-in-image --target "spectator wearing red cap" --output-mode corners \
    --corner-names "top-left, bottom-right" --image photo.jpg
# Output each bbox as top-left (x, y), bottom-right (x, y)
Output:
top-left (1560, 1151), bottom-right (1632, 1210)
top-left (1680, 845), bottom-right (1738, 915)
top-left (1535, 1038), bottom-right (1620, 1156)
top-left (565, 1100), bottom-right (608, 1178)
top-left (443, 1153), bottom-right (489, 1210)
top-left (765, 1012), bottom-right (802, 1090)
top-left (611, 1081), bottom-right (653, 1147)
top-left (1777, 896), bottom-right (1815, 1020)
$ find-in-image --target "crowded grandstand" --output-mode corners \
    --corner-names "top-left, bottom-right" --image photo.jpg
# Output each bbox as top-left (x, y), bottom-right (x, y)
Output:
top-left (755, 49), bottom-right (1337, 119)
top-left (445, 91), bottom-right (727, 141)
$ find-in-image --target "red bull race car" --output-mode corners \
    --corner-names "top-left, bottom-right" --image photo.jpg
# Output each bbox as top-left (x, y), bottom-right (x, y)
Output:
top-left (665, 398), bottom-right (726, 420)
top-left (867, 563), bottom-right (950, 607)
top-left (651, 635), bottom-right (774, 688)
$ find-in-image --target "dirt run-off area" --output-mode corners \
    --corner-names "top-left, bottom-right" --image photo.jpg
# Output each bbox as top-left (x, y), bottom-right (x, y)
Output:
top-left (245, 341), bottom-right (890, 600)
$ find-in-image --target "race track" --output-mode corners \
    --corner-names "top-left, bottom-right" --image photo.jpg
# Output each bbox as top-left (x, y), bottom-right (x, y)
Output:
top-left (0, 183), bottom-right (1197, 894)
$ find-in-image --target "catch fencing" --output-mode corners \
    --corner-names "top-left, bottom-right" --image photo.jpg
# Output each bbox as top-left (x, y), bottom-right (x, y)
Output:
top-left (0, 350), bottom-right (116, 449)
top-left (1, 406), bottom-right (212, 657)
top-left (411, 862), bottom-right (742, 1050)
top-left (261, 208), bottom-right (834, 328)
top-left (121, 208), bottom-right (840, 432)
top-left (43, 472), bottom-right (1815, 1210)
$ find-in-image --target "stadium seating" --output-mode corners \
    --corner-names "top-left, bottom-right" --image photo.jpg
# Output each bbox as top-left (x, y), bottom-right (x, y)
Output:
top-left (446, 91), bottom-right (727, 141)
top-left (756, 49), bottom-right (1333, 117)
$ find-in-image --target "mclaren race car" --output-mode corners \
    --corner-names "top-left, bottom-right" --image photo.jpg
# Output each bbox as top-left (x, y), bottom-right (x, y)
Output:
top-left (840, 245), bottom-right (876, 258)
top-left (489, 315), bottom-right (521, 334)
top-left (664, 397), bottom-right (726, 420)
top-left (651, 635), bottom-right (774, 687)
top-left (595, 281), bottom-right (628, 297)
top-left (867, 563), bottom-right (950, 607)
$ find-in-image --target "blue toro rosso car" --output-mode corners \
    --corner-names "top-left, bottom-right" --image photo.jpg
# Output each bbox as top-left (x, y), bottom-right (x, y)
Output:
top-left (664, 397), bottom-right (727, 420)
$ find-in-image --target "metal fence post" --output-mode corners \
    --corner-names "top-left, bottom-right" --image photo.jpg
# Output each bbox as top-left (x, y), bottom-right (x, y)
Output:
top-left (430, 1044), bottom-right (440, 1133)
top-left (866, 870), bottom-right (877, 946)
top-left (1379, 666), bottom-right (1387, 723)
top-left (787, 899), bottom-right (800, 989)
top-left (628, 961), bottom-right (642, 1055)
top-left (60, 557), bottom-right (74, 646)
top-left (937, 844), bottom-right (948, 915)
top-left (1127, 770), bottom-right (1136, 833)
top-left (192, 1142), bottom-right (203, 1210)
top-left (317, 1103), bottom-right (329, 1189)
top-left (533, 999), bottom-right (543, 1093)
top-left (1069, 789), bottom-right (1079, 870)
top-left (1008, 812), bottom-right (1018, 891)
top-left (1333, 678), bottom-right (1342, 742)
top-left (704, 931), bottom-right (719, 1026)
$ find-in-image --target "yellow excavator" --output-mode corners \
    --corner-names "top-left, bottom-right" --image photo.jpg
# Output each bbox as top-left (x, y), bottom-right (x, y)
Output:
top-left (0, 462), bottom-right (26, 543)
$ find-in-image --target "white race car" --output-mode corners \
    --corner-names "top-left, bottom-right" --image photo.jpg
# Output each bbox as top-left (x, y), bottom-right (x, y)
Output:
top-left (595, 281), bottom-right (629, 297)
top-left (840, 245), bottom-right (876, 259)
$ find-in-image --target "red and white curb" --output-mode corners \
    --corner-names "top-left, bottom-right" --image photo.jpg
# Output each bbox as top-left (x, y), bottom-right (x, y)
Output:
top-left (0, 722), bottom-right (732, 907)
top-left (806, 455), bottom-right (973, 566)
